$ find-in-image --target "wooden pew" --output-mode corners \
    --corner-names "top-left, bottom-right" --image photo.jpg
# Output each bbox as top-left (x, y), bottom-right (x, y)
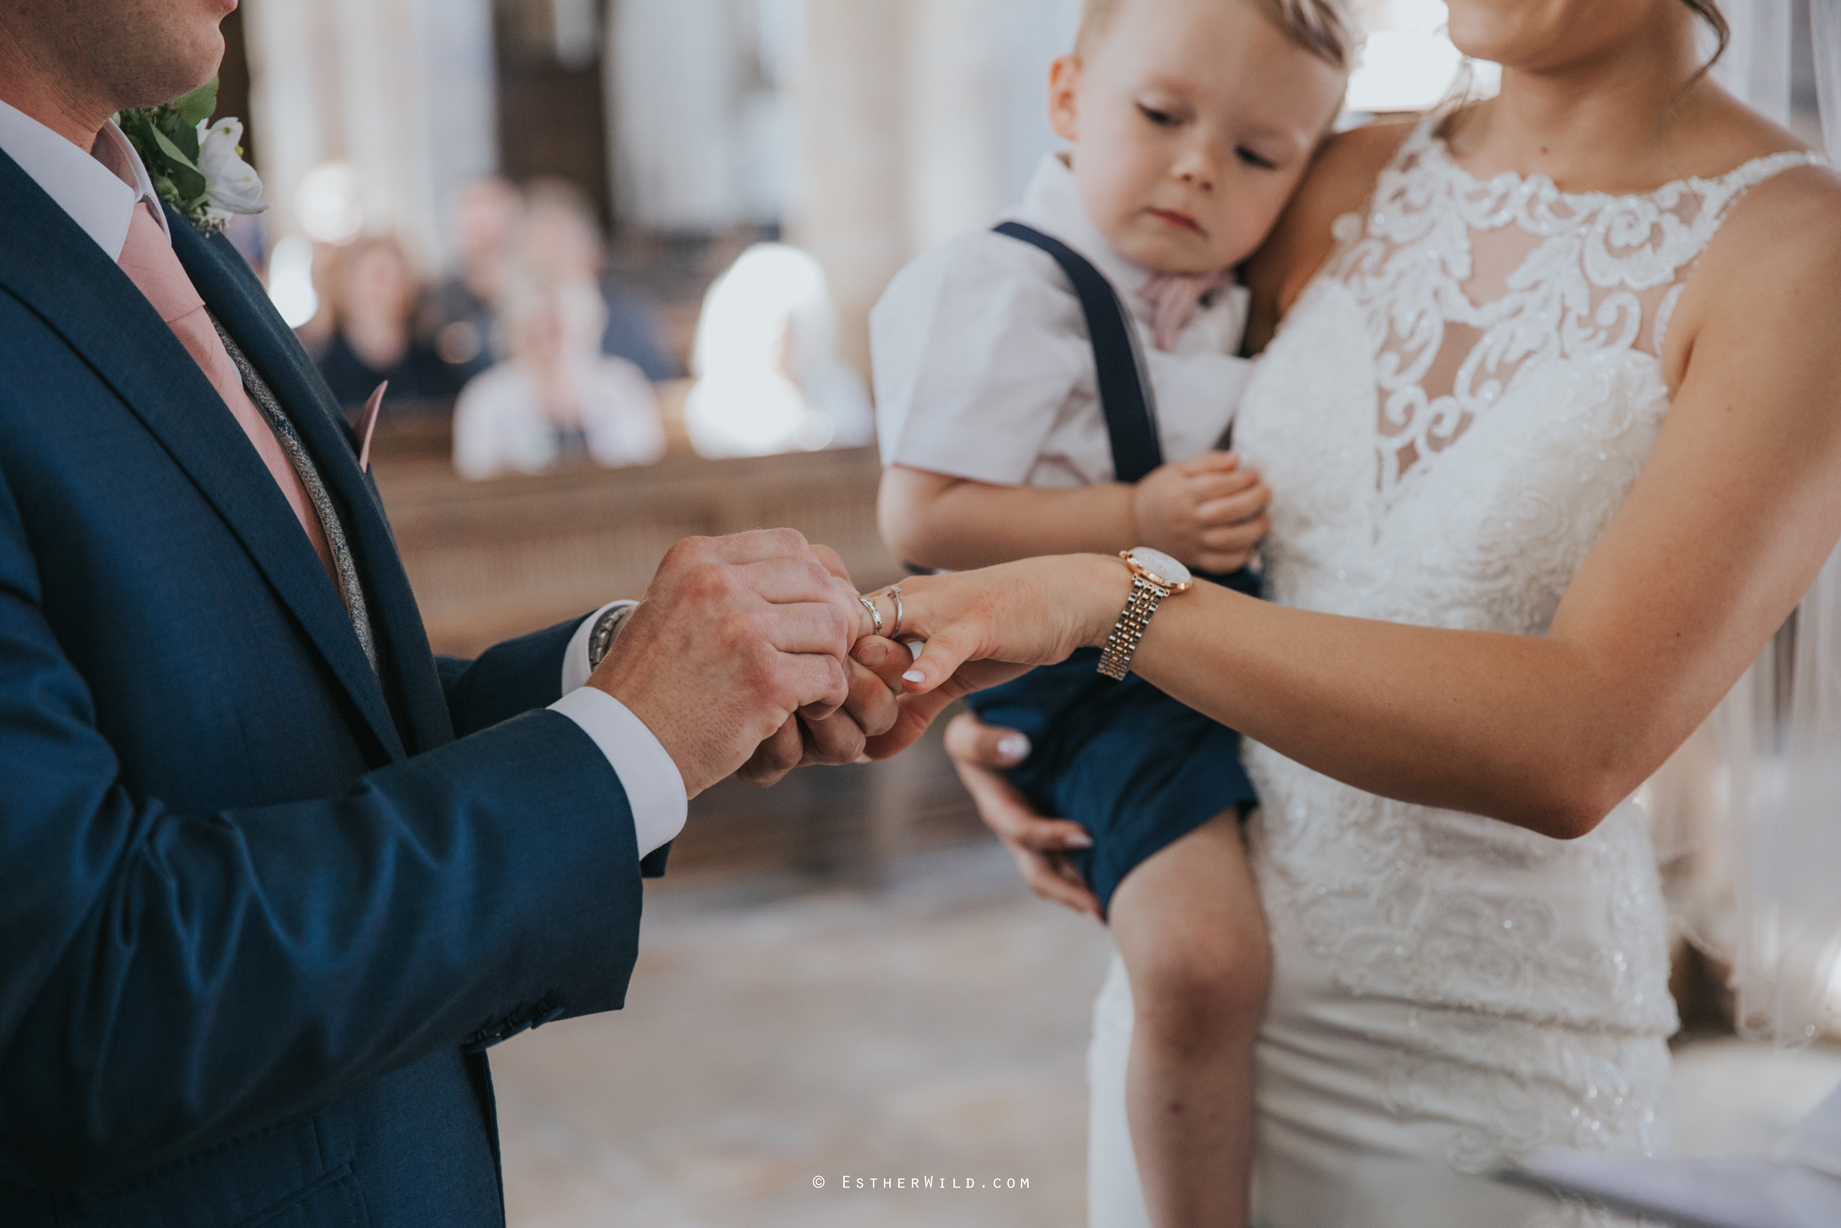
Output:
top-left (369, 420), bottom-right (983, 882)
top-left (373, 429), bottom-right (905, 658)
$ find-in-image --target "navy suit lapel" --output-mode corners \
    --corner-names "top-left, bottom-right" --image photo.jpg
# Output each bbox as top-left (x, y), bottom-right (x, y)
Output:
top-left (168, 212), bottom-right (456, 757)
top-left (0, 148), bottom-right (408, 760)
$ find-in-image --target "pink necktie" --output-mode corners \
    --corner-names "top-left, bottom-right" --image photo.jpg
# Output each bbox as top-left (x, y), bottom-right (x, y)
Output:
top-left (115, 202), bottom-right (338, 585)
top-left (1138, 269), bottom-right (1236, 352)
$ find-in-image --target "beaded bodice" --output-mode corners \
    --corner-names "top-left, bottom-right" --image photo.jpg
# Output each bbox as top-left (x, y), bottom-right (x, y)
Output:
top-left (1230, 117), bottom-right (1821, 1174)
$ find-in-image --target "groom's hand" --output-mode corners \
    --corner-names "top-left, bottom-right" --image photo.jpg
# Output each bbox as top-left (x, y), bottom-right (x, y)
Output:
top-left (735, 545), bottom-right (916, 786)
top-left (737, 632), bottom-right (914, 785)
top-left (591, 530), bottom-right (862, 797)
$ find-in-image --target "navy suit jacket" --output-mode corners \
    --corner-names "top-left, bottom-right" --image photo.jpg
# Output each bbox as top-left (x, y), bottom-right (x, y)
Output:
top-left (0, 147), bottom-right (651, 1226)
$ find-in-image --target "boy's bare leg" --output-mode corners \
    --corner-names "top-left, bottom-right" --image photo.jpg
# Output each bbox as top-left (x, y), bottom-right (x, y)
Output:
top-left (1108, 812), bottom-right (1270, 1228)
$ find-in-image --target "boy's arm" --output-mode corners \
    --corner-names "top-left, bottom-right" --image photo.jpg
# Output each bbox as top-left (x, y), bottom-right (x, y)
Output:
top-left (881, 459), bottom-right (1270, 573)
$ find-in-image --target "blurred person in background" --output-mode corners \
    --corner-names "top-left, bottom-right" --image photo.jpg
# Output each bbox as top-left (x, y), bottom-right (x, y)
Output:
top-left (684, 242), bottom-right (874, 458)
top-left (420, 176), bottom-right (522, 384)
top-left (453, 273), bottom-right (666, 479)
top-left (316, 235), bottom-right (460, 413)
top-left (518, 178), bottom-right (683, 382)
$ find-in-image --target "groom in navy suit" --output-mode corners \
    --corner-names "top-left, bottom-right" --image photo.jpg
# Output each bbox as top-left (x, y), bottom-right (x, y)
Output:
top-left (0, 1), bottom-right (905, 1224)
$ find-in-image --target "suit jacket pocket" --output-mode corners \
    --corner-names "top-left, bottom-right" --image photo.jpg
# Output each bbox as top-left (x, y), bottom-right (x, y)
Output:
top-left (234, 1162), bottom-right (368, 1228)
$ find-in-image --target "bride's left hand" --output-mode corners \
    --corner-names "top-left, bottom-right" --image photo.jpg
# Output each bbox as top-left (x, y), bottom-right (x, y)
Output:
top-left (857, 554), bottom-right (1129, 759)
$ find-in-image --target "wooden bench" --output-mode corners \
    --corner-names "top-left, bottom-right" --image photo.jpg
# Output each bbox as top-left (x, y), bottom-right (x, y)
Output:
top-left (369, 418), bottom-right (984, 882)
top-left (373, 424), bottom-right (904, 658)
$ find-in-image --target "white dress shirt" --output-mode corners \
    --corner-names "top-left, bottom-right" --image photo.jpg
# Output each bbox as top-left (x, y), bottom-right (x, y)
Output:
top-left (871, 153), bottom-right (1256, 489)
top-left (0, 98), bottom-right (685, 858)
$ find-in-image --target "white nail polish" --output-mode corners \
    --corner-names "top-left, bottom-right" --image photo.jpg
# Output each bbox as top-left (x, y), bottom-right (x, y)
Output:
top-left (905, 639), bottom-right (923, 660)
top-left (998, 734), bottom-right (1031, 761)
top-left (902, 669), bottom-right (925, 684)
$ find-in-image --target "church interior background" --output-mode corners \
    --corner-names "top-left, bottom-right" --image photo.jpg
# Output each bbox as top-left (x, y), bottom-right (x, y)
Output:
top-left (210, 1), bottom-right (1841, 1222)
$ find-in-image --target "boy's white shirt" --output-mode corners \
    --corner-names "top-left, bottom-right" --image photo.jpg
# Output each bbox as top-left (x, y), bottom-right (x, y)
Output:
top-left (872, 153), bottom-right (1255, 490)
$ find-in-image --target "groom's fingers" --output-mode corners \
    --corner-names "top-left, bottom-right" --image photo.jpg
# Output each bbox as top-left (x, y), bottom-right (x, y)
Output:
top-left (851, 635), bottom-right (915, 695)
top-left (838, 649), bottom-right (901, 738)
top-left (795, 650), bottom-right (904, 765)
top-left (737, 715), bottom-right (807, 786)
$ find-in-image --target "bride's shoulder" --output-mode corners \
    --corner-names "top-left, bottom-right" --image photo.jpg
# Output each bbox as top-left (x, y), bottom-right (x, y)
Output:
top-left (1675, 87), bottom-right (1840, 226)
top-left (1679, 86), bottom-right (1841, 274)
top-left (1244, 119), bottom-right (1413, 349)
top-left (1661, 102), bottom-right (1841, 387)
top-left (1313, 118), bottom-right (1419, 181)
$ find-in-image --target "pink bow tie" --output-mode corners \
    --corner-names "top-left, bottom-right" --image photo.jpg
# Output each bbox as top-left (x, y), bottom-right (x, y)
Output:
top-left (1139, 269), bottom-right (1235, 352)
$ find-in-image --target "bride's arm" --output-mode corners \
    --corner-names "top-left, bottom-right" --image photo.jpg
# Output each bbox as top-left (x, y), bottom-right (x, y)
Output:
top-left (879, 163), bottom-right (1841, 842)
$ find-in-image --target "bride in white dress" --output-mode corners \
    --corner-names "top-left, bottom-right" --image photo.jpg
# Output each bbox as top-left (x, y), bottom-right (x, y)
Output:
top-left (863, 2), bottom-right (1841, 1225)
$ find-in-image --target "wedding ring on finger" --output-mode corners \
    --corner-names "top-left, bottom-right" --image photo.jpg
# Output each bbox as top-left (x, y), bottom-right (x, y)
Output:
top-left (858, 595), bottom-right (883, 638)
top-left (887, 586), bottom-right (904, 640)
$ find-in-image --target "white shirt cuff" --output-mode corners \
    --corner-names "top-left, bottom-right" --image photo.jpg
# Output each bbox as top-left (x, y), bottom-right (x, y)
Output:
top-left (560, 601), bottom-right (633, 695)
top-left (549, 686), bottom-right (688, 859)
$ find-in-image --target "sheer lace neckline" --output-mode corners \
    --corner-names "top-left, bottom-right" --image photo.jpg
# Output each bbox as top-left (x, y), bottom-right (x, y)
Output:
top-left (1325, 117), bottom-right (1824, 510)
top-left (1415, 116), bottom-right (1823, 211)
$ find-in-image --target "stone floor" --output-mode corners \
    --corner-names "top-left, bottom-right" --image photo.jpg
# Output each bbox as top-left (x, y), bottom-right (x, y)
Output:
top-left (492, 843), bottom-right (1111, 1228)
top-left (491, 840), bottom-right (1841, 1227)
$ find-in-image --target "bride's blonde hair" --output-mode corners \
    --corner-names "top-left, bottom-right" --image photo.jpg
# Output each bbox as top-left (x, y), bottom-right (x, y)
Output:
top-left (1075, 0), bottom-right (1358, 73)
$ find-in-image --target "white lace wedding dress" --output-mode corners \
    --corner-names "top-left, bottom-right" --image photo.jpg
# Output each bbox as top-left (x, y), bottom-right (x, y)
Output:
top-left (1086, 118), bottom-right (1827, 1228)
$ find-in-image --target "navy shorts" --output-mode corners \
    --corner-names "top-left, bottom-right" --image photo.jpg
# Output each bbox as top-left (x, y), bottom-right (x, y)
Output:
top-left (965, 565), bottom-right (1261, 917)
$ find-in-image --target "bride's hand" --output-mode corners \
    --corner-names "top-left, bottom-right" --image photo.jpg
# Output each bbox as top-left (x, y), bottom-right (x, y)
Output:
top-left (944, 712), bottom-right (1102, 920)
top-left (853, 554), bottom-right (1130, 759)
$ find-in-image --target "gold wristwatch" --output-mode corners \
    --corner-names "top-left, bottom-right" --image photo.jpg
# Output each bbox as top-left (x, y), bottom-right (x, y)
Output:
top-left (1097, 547), bottom-right (1193, 680)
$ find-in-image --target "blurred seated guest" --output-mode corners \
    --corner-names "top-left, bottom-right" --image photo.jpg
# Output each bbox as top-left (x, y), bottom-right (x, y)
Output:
top-left (317, 236), bottom-right (460, 412)
top-left (453, 275), bottom-right (666, 480)
top-left (420, 176), bottom-right (521, 383)
top-left (684, 243), bottom-right (873, 458)
top-left (518, 179), bottom-right (683, 381)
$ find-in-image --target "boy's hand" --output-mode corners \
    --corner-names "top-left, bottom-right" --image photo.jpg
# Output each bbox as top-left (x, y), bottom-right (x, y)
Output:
top-left (1131, 451), bottom-right (1270, 573)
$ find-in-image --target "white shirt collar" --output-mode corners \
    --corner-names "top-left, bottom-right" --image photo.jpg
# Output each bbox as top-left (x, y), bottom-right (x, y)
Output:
top-left (1004, 153), bottom-right (1160, 312)
top-left (0, 97), bottom-right (169, 261)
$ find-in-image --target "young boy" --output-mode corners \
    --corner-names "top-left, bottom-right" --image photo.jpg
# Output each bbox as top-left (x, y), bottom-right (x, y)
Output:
top-left (870, 1), bottom-right (1352, 1224)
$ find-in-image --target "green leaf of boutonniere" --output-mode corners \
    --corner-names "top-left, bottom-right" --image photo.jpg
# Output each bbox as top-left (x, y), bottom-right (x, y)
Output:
top-left (173, 79), bottom-right (217, 131)
top-left (148, 125), bottom-right (206, 195)
top-left (114, 76), bottom-right (266, 234)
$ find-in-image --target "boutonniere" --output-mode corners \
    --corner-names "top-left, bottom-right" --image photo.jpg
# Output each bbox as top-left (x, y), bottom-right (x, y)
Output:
top-left (116, 78), bottom-right (268, 234)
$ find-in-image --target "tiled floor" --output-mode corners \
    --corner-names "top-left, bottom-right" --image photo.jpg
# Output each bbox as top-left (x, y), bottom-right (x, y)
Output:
top-left (491, 841), bottom-right (1841, 1227)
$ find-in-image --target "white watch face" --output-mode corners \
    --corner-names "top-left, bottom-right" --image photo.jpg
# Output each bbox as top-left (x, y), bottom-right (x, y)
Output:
top-left (1128, 546), bottom-right (1191, 588)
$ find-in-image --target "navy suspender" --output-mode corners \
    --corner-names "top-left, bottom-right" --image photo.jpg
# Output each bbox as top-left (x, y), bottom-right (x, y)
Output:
top-left (992, 221), bottom-right (1164, 483)
top-left (992, 221), bottom-right (1259, 598)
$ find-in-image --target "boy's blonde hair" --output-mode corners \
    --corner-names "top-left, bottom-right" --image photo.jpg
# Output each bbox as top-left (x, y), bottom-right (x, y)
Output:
top-left (1075, 0), bottom-right (1357, 72)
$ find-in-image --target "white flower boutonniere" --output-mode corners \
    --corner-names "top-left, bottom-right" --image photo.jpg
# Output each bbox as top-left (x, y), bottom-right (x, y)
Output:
top-left (196, 118), bottom-right (266, 225)
top-left (116, 78), bottom-right (269, 234)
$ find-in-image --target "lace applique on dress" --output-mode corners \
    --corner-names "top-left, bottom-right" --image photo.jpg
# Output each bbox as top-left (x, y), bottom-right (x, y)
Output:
top-left (1327, 120), bottom-right (1822, 511)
